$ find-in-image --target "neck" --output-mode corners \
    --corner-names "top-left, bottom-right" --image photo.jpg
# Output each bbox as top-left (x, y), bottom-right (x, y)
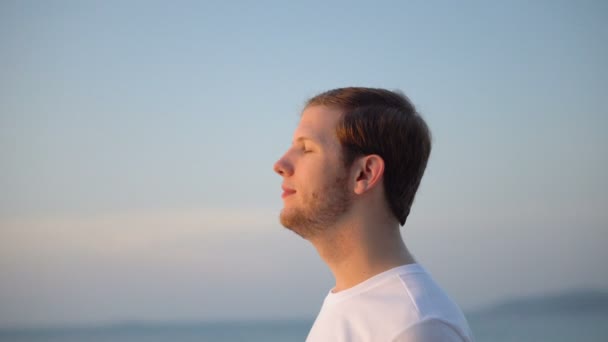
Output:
top-left (309, 214), bottom-right (416, 292)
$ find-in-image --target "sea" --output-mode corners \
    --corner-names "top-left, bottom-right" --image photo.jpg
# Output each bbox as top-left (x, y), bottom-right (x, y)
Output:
top-left (2, 291), bottom-right (608, 341)
top-left (1, 312), bottom-right (607, 342)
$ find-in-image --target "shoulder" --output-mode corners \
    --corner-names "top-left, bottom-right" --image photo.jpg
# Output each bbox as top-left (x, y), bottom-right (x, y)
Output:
top-left (396, 268), bottom-right (475, 341)
top-left (391, 319), bottom-right (471, 342)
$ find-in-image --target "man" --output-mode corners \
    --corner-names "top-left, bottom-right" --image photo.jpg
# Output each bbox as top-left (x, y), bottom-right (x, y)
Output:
top-left (273, 87), bottom-right (474, 342)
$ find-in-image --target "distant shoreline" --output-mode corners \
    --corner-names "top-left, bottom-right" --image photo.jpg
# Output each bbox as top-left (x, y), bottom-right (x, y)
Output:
top-left (2, 289), bottom-right (607, 332)
top-left (468, 288), bottom-right (608, 316)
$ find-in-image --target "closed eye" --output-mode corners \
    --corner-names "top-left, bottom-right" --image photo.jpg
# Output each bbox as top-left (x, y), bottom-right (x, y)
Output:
top-left (292, 137), bottom-right (318, 154)
top-left (302, 144), bottom-right (314, 153)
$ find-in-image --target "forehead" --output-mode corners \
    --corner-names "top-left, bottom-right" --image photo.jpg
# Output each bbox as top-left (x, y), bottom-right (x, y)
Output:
top-left (293, 105), bottom-right (343, 145)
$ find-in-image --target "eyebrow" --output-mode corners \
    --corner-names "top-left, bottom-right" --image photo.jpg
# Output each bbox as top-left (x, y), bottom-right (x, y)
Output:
top-left (293, 136), bottom-right (318, 144)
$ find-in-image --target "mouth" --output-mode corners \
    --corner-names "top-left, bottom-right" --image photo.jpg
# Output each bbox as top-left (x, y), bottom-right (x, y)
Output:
top-left (281, 186), bottom-right (296, 199)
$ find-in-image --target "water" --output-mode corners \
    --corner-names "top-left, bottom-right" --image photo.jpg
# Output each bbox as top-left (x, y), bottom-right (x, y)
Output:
top-left (0, 321), bottom-right (311, 342)
top-left (1, 313), bottom-right (607, 341)
top-left (469, 312), bottom-right (608, 342)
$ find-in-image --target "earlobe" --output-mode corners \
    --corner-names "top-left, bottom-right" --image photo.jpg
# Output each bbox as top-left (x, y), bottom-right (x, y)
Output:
top-left (353, 155), bottom-right (384, 195)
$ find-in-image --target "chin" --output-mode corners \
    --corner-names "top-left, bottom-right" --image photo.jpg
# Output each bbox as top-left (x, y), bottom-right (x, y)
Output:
top-left (279, 208), bottom-right (296, 228)
top-left (279, 209), bottom-right (313, 239)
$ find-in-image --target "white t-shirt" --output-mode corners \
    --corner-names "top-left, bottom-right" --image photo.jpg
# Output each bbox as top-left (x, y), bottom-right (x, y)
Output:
top-left (306, 264), bottom-right (474, 342)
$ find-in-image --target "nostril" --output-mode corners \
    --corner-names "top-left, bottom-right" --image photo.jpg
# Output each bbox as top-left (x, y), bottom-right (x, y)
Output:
top-left (273, 161), bottom-right (284, 175)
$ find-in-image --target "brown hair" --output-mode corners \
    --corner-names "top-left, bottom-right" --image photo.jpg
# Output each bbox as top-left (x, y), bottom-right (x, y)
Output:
top-left (306, 87), bottom-right (431, 226)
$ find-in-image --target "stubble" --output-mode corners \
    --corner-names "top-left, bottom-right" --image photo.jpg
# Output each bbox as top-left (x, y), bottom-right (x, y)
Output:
top-left (280, 173), bottom-right (351, 239)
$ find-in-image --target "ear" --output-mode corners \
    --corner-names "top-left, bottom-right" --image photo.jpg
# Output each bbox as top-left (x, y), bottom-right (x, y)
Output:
top-left (352, 154), bottom-right (385, 195)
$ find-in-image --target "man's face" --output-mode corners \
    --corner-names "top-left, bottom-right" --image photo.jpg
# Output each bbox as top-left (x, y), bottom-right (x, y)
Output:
top-left (273, 105), bottom-right (353, 239)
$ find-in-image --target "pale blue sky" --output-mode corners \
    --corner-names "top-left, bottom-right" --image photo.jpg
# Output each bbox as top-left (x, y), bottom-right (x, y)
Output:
top-left (1, 0), bottom-right (607, 327)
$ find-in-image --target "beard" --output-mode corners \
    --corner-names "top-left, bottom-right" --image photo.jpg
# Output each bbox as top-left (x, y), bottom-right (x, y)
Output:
top-left (280, 173), bottom-right (352, 239)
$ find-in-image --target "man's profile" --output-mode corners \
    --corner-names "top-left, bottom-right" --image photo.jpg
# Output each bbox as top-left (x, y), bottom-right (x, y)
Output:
top-left (273, 87), bottom-right (474, 341)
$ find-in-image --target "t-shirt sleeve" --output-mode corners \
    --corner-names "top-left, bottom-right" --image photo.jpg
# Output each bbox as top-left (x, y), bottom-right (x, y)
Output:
top-left (391, 319), bottom-right (467, 342)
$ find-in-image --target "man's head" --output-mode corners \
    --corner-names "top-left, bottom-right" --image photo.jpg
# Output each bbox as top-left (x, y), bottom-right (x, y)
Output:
top-left (274, 87), bottom-right (431, 238)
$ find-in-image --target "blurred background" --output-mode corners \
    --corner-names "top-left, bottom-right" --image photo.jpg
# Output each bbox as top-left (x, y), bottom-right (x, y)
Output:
top-left (1, 0), bottom-right (607, 341)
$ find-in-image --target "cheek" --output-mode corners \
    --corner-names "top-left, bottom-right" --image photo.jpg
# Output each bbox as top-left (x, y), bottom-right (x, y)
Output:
top-left (296, 166), bottom-right (322, 193)
top-left (297, 158), bottom-right (322, 175)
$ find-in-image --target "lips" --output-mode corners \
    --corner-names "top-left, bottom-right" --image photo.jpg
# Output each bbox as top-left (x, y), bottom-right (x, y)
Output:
top-left (281, 185), bottom-right (296, 199)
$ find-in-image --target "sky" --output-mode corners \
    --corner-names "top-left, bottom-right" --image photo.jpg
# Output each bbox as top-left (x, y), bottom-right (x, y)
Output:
top-left (1, 0), bottom-right (607, 328)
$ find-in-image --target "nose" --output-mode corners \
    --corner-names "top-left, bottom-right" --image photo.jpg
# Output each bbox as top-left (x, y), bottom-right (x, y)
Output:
top-left (273, 154), bottom-right (293, 177)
